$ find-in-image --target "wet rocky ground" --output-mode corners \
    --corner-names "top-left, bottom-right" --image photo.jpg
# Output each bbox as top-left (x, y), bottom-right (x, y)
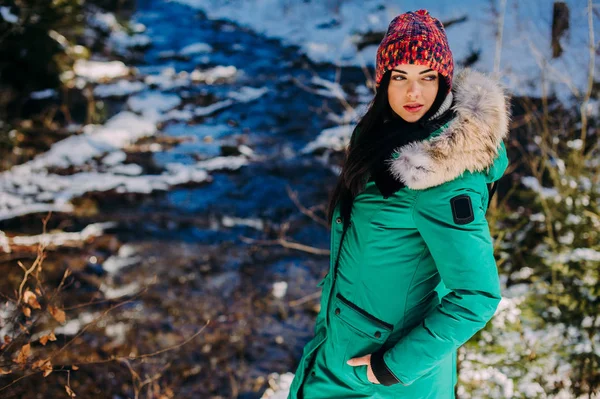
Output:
top-left (0, 0), bottom-right (371, 397)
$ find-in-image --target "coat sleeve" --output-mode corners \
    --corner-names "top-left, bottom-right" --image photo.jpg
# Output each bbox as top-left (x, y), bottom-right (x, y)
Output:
top-left (370, 183), bottom-right (502, 386)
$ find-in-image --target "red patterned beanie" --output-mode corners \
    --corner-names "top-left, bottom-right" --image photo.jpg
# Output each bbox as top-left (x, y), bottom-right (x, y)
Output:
top-left (375, 9), bottom-right (453, 92)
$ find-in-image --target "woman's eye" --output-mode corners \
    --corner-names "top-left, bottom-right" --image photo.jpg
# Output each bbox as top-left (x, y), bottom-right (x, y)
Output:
top-left (392, 75), bottom-right (436, 81)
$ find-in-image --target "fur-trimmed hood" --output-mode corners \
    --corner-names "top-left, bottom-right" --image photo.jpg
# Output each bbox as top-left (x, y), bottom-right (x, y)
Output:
top-left (386, 68), bottom-right (510, 190)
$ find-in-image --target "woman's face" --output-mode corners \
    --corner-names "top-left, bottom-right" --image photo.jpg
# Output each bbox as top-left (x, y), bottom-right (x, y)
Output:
top-left (387, 64), bottom-right (439, 123)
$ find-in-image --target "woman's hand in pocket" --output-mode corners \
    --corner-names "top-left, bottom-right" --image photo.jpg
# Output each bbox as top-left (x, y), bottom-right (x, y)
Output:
top-left (347, 354), bottom-right (380, 384)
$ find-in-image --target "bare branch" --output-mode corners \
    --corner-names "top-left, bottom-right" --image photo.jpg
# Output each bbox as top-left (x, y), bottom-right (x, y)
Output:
top-left (288, 291), bottom-right (322, 307)
top-left (131, 320), bottom-right (210, 360)
top-left (493, 0), bottom-right (507, 76)
top-left (526, 38), bottom-right (580, 98)
top-left (286, 185), bottom-right (329, 228)
top-left (578, 0), bottom-right (596, 158)
top-left (240, 235), bottom-right (330, 256)
top-left (49, 292), bottom-right (146, 362)
top-left (0, 371), bottom-right (42, 394)
top-left (16, 259), bottom-right (40, 306)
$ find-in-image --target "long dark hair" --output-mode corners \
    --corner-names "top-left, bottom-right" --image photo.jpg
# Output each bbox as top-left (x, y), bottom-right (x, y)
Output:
top-left (326, 71), bottom-right (449, 226)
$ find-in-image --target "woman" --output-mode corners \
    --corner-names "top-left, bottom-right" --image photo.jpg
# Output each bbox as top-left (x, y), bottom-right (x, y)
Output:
top-left (287, 9), bottom-right (510, 399)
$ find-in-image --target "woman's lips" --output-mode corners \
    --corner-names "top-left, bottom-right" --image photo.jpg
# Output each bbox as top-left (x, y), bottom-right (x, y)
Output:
top-left (403, 104), bottom-right (423, 113)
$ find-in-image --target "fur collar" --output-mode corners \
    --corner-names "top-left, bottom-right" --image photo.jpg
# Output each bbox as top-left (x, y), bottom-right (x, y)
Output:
top-left (386, 68), bottom-right (510, 190)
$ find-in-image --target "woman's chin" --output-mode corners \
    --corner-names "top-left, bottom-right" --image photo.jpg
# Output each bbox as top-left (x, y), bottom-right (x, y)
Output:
top-left (398, 112), bottom-right (423, 123)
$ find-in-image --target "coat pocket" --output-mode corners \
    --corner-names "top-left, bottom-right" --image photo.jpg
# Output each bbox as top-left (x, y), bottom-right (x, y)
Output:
top-left (332, 294), bottom-right (393, 391)
top-left (333, 293), bottom-right (393, 342)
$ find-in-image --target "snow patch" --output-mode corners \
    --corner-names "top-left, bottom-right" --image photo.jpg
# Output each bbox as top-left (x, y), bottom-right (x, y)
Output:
top-left (260, 372), bottom-right (295, 399)
top-left (100, 281), bottom-right (141, 299)
top-left (74, 60), bottom-right (130, 82)
top-left (195, 155), bottom-right (248, 171)
top-left (302, 125), bottom-right (353, 154)
top-left (94, 80), bottom-right (146, 98)
top-left (8, 222), bottom-right (116, 248)
top-left (127, 91), bottom-right (181, 120)
top-left (180, 42), bottom-right (213, 55)
top-left (272, 281), bottom-right (288, 299)
top-left (190, 66), bottom-right (237, 83)
top-left (30, 89), bottom-right (57, 100)
top-left (521, 176), bottom-right (560, 200)
top-left (194, 100), bottom-right (234, 117)
top-left (0, 6), bottom-right (18, 23)
top-left (222, 216), bottom-right (264, 230)
top-left (228, 86), bottom-right (268, 103)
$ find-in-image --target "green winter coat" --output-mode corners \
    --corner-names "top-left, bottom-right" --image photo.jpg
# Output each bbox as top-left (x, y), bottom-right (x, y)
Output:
top-left (287, 69), bottom-right (510, 399)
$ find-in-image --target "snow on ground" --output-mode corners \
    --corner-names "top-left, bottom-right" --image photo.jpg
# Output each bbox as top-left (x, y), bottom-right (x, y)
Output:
top-left (0, 302), bottom-right (18, 339)
top-left (73, 59), bottom-right (131, 82)
top-left (88, 8), bottom-right (152, 56)
top-left (194, 155), bottom-right (249, 171)
top-left (0, 6), bottom-right (18, 24)
top-left (521, 176), bottom-right (560, 200)
top-left (108, 30), bottom-right (152, 54)
top-left (190, 65), bottom-right (238, 84)
top-left (105, 321), bottom-right (130, 346)
top-left (30, 89), bottom-right (58, 100)
top-left (193, 100), bottom-right (234, 117)
top-left (228, 86), bottom-right (269, 103)
top-left (88, 8), bottom-right (121, 32)
top-left (221, 215), bottom-right (264, 231)
top-left (0, 165), bottom-right (213, 221)
top-left (0, 46), bottom-right (272, 223)
top-left (0, 83), bottom-right (266, 221)
top-left (102, 151), bottom-right (128, 166)
top-left (260, 372), bottom-right (295, 399)
top-left (17, 111), bottom-right (156, 170)
top-left (161, 107), bottom-right (195, 122)
top-left (4, 222), bottom-right (116, 251)
top-left (310, 76), bottom-right (348, 100)
top-left (127, 91), bottom-right (182, 120)
top-left (179, 42), bottom-right (213, 56)
top-left (108, 163), bottom-right (144, 176)
top-left (145, 67), bottom-right (193, 90)
top-left (271, 281), bottom-right (288, 299)
top-left (102, 244), bottom-right (142, 274)
top-left (53, 312), bottom-right (98, 336)
top-left (5, 110), bottom-right (156, 197)
top-left (94, 80), bottom-right (147, 97)
top-left (99, 281), bottom-right (141, 299)
top-left (0, 231), bottom-right (10, 253)
top-left (301, 125), bottom-right (354, 154)
top-left (142, 65), bottom-right (239, 90)
top-left (540, 247), bottom-right (600, 263)
top-left (173, 0), bottom-right (594, 103)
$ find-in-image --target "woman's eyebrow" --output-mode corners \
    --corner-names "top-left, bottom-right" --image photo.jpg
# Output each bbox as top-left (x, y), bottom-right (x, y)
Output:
top-left (391, 68), bottom-right (435, 74)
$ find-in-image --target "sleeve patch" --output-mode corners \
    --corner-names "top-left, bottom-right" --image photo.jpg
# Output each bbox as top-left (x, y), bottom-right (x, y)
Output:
top-left (450, 194), bottom-right (474, 225)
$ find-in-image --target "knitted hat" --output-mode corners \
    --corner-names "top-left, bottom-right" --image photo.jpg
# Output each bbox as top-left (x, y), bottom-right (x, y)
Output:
top-left (375, 9), bottom-right (453, 92)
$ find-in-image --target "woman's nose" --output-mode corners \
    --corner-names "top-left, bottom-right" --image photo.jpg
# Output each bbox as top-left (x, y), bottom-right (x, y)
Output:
top-left (406, 81), bottom-right (420, 100)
